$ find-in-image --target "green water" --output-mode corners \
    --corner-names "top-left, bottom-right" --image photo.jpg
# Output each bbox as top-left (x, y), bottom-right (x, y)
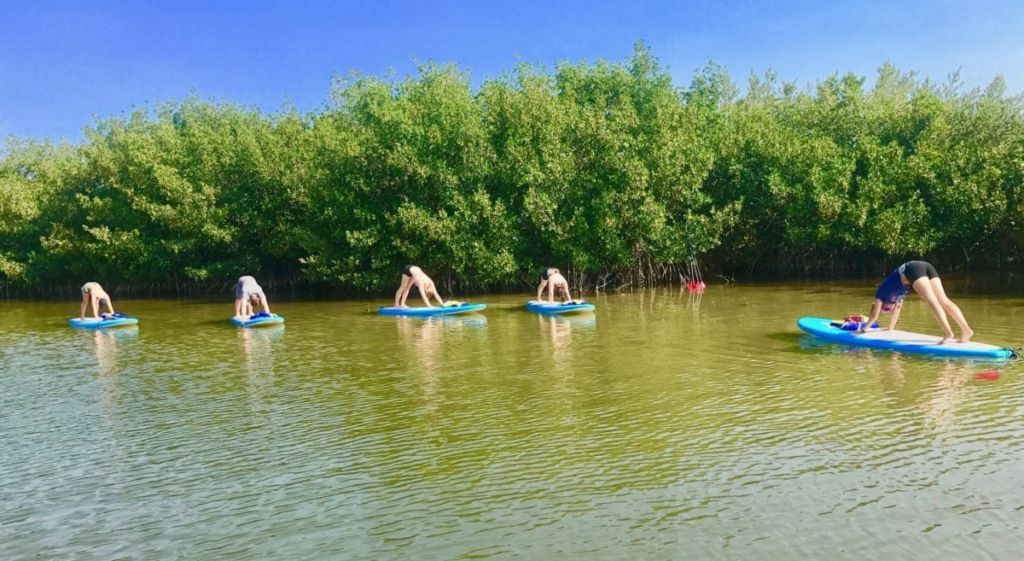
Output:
top-left (2, 281), bottom-right (1023, 560)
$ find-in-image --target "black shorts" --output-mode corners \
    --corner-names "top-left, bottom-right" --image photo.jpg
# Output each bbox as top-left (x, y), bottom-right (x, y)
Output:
top-left (902, 261), bottom-right (938, 284)
top-left (403, 265), bottom-right (414, 277)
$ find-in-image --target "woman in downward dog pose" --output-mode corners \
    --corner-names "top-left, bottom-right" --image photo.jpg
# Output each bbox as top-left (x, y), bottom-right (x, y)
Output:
top-left (860, 260), bottom-right (973, 344)
top-left (80, 282), bottom-right (116, 320)
top-left (234, 275), bottom-right (272, 319)
top-left (536, 268), bottom-right (572, 303)
top-left (395, 265), bottom-right (446, 308)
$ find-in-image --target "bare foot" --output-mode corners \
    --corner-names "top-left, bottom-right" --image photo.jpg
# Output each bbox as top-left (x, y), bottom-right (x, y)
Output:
top-left (959, 328), bottom-right (974, 343)
top-left (939, 333), bottom-right (955, 345)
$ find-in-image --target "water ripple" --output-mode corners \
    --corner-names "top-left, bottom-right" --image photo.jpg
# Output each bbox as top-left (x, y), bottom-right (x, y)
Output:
top-left (1, 291), bottom-right (1023, 560)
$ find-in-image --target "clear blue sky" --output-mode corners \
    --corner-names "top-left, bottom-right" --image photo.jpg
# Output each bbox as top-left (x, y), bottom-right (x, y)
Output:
top-left (1, 0), bottom-right (1022, 142)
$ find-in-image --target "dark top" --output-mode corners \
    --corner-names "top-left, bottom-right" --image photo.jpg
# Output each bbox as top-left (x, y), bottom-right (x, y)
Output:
top-left (875, 265), bottom-right (909, 305)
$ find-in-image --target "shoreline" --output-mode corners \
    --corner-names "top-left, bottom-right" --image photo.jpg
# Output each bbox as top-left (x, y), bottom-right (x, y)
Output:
top-left (3, 271), bottom-right (1021, 302)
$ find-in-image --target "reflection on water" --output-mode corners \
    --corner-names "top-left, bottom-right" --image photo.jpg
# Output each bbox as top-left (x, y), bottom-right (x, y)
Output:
top-left (84, 327), bottom-right (137, 419)
top-left (1, 285), bottom-right (1022, 560)
top-left (88, 327), bottom-right (136, 376)
top-left (239, 326), bottom-right (284, 411)
top-left (394, 314), bottom-right (489, 404)
top-left (536, 314), bottom-right (596, 370)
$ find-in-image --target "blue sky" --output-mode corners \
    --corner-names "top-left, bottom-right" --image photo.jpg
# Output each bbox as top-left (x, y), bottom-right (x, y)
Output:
top-left (1, 0), bottom-right (1022, 142)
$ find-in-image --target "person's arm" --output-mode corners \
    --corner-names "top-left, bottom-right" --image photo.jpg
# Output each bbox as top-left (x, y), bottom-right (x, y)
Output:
top-left (259, 293), bottom-right (271, 314)
top-left (536, 279), bottom-right (547, 301)
top-left (563, 284), bottom-right (573, 302)
top-left (105, 296), bottom-right (115, 315)
top-left (859, 299), bottom-right (883, 333)
top-left (419, 284), bottom-right (434, 308)
top-left (887, 300), bottom-right (902, 330)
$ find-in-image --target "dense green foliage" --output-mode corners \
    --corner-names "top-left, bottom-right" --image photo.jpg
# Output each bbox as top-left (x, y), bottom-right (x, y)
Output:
top-left (3, 45), bottom-right (1023, 293)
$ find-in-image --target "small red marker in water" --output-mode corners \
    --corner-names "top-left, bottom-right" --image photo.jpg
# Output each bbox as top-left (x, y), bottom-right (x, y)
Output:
top-left (975, 370), bottom-right (1000, 381)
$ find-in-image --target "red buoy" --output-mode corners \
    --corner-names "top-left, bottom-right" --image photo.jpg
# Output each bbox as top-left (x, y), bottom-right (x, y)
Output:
top-left (975, 370), bottom-right (1000, 381)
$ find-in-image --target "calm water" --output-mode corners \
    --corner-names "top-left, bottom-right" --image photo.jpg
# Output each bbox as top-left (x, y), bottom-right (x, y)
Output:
top-left (2, 281), bottom-right (1023, 560)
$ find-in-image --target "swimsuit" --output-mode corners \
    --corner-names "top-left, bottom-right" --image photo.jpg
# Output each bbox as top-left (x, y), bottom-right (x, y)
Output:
top-left (902, 260), bottom-right (938, 284)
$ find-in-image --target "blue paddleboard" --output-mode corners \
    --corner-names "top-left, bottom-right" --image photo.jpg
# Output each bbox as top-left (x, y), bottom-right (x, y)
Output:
top-left (797, 317), bottom-right (1014, 360)
top-left (527, 300), bottom-right (596, 315)
top-left (69, 316), bottom-right (139, 329)
top-left (231, 314), bottom-right (285, 328)
top-left (378, 303), bottom-right (487, 317)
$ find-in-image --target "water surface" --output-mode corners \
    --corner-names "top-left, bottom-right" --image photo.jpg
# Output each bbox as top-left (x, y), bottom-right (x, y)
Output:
top-left (2, 281), bottom-right (1022, 559)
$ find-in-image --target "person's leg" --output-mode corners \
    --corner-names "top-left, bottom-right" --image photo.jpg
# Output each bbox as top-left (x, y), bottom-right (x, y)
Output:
top-left (402, 277), bottom-right (415, 307)
top-left (912, 277), bottom-right (956, 343)
top-left (235, 298), bottom-right (244, 317)
top-left (395, 275), bottom-right (412, 307)
top-left (929, 277), bottom-right (973, 342)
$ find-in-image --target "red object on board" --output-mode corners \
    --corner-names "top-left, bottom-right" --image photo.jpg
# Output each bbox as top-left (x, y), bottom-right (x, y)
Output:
top-left (686, 281), bottom-right (706, 292)
top-left (975, 370), bottom-right (1000, 381)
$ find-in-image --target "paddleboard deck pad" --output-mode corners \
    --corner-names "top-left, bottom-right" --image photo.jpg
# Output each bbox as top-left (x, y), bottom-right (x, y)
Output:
top-left (231, 314), bottom-right (285, 327)
top-left (797, 317), bottom-right (1014, 360)
top-left (69, 316), bottom-right (139, 329)
top-left (378, 303), bottom-right (486, 316)
top-left (527, 300), bottom-right (596, 314)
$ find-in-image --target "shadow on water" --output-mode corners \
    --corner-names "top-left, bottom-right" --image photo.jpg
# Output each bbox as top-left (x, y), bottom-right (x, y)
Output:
top-left (759, 331), bottom-right (819, 356)
top-left (764, 331), bottom-right (803, 344)
top-left (199, 319), bottom-right (233, 328)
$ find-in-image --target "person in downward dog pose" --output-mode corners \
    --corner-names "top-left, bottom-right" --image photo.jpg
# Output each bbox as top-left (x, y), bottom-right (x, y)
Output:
top-left (860, 260), bottom-right (973, 344)
top-left (536, 268), bottom-right (573, 303)
top-left (234, 275), bottom-right (272, 319)
top-left (394, 265), bottom-right (446, 308)
top-left (80, 282), bottom-right (116, 320)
